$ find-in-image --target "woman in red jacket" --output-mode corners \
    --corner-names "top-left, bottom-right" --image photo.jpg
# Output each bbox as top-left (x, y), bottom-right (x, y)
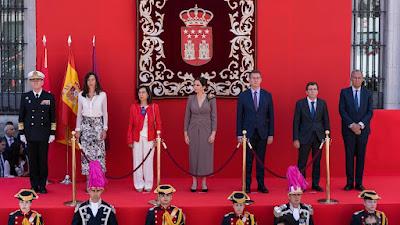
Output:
top-left (127, 86), bottom-right (162, 192)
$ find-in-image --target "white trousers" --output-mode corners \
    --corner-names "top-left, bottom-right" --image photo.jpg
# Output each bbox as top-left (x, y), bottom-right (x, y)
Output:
top-left (133, 136), bottom-right (154, 190)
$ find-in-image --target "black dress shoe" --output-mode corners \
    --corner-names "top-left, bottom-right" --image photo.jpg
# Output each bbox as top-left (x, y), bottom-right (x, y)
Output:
top-left (344, 184), bottom-right (354, 191)
top-left (312, 185), bottom-right (324, 192)
top-left (355, 185), bottom-right (365, 191)
top-left (201, 188), bottom-right (208, 192)
top-left (31, 186), bottom-right (39, 193)
top-left (257, 186), bottom-right (269, 193)
top-left (190, 188), bottom-right (196, 192)
top-left (39, 187), bottom-right (48, 194)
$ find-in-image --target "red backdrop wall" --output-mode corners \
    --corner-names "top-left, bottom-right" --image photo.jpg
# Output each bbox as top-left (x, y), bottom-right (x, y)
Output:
top-left (36, 0), bottom-right (397, 180)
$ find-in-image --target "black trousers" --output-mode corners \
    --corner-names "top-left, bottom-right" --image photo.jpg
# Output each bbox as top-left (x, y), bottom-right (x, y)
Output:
top-left (343, 132), bottom-right (369, 186)
top-left (297, 132), bottom-right (322, 187)
top-left (28, 141), bottom-right (49, 189)
top-left (246, 129), bottom-right (267, 188)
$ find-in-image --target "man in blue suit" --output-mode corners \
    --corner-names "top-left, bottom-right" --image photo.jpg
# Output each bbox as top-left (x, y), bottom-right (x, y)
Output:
top-left (293, 82), bottom-right (330, 192)
top-left (339, 70), bottom-right (373, 191)
top-left (237, 70), bottom-right (274, 193)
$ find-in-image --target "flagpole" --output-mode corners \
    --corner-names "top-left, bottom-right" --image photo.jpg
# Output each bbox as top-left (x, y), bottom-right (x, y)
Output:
top-left (61, 35), bottom-right (73, 185)
top-left (61, 126), bottom-right (72, 184)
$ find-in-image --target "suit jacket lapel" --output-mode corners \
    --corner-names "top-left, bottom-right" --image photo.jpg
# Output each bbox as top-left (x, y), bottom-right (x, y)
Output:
top-left (347, 87), bottom-right (357, 111)
top-left (258, 90), bottom-right (265, 112)
top-left (302, 98), bottom-right (312, 120)
top-left (247, 90), bottom-right (256, 112)
top-left (316, 98), bottom-right (323, 117)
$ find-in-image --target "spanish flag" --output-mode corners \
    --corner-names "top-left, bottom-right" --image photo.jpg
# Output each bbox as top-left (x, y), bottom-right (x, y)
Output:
top-left (56, 35), bottom-right (80, 145)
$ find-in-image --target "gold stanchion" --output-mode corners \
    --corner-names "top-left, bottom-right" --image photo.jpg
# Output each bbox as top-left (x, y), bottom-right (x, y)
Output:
top-left (64, 131), bottom-right (82, 207)
top-left (318, 130), bottom-right (338, 204)
top-left (242, 130), bottom-right (247, 192)
top-left (156, 130), bottom-right (161, 186)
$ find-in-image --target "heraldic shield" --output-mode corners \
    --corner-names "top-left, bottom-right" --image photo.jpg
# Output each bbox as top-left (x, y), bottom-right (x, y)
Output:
top-left (180, 5), bottom-right (214, 66)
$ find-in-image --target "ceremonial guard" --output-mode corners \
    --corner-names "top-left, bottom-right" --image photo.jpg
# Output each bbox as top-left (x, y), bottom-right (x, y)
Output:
top-left (18, 70), bottom-right (56, 193)
top-left (350, 190), bottom-right (388, 225)
top-left (145, 184), bottom-right (185, 225)
top-left (72, 161), bottom-right (118, 225)
top-left (273, 166), bottom-right (314, 225)
top-left (8, 189), bottom-right (44, 225)
top-left (221, 191), bottom-right (257, 225)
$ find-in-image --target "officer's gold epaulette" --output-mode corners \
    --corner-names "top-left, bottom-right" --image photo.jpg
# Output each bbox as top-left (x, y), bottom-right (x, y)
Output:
top-left (302, 203), bottom-right (313, 215)
top-left (9, 209), bottom-right (20, 216)
top-left (31, 210), bottom-right (42, 217)
top-left (273, 204), bottom-right (288, 217)
top-left (353, 210), bottom-right (363, 215)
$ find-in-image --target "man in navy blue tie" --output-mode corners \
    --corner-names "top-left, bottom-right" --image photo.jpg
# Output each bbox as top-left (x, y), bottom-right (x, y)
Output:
top-left (236, 70), bottom-right (274, 193)
top-left (293, 82), bottom-right (330, 192)
top-left (339, 70), bottom-right (373, 191)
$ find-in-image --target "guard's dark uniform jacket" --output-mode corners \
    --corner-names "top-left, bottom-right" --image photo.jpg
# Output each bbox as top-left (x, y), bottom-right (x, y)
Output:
top-left (8, 209), bottom-right (43, 225)
top-left (18, 90), bottom-right (56, 141)
top-left (145, 205), bottom-right (185, 225)
top-left (273, 203), bottom-right (314, 225)
top-left (18, 90), bottom-right (56, 191)
top-left (221, 212), bottom-right (256, 225)
top-left (350, 210), bottom-right (388, 225)
top-left (72, 200), bottom-right (118, 225)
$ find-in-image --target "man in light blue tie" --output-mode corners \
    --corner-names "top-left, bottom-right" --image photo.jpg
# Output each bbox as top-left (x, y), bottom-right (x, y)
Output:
top-left (293, 82), bottom-right (330, 192)
top-left (339, 70), bottom-right (373, 191)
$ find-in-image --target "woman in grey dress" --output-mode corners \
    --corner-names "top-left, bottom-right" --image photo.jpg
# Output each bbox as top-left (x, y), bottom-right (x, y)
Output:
top-left (184, 77), bottom-right (217, 192)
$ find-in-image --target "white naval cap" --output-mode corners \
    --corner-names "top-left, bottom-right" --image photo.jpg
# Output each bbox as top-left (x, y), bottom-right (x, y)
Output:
top-left (28, 70), bottom-right (45, 80)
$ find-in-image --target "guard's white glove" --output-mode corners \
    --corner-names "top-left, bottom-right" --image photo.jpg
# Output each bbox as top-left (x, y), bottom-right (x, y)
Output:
top-left (48, 135), bottom-right (55, 143)
top-left (20, 135), bottom-right (27, 145)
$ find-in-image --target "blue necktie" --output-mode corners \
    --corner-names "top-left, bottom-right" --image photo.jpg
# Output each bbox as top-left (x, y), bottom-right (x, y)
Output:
top-left (310, 101), bottom-right (316, 119)
top-left (253, 91), bottom-right (258, 111)
top-left (354, 90), bottom-right (359, 111)
top-left (0, 155), bottom-right (4, 177)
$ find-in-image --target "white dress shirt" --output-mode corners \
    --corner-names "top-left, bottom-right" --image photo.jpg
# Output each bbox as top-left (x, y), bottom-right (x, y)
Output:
top-left (76, 91), bottom-right (108, 131)
top-left (351, 86), bottom-right (365, 129)
top-left (307, 97), bottom-right (317, 113)
top-left (33, 89), bottom-right (43, 98)
top-left (89, 200), bottom-right (101, 217)
top-left (0, 154), bottom-right (10, 177)
top-left (251, 88), bottom-right (260, 108)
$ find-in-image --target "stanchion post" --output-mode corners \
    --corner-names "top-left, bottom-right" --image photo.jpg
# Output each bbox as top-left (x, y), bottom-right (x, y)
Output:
top-left (64, 131), bottom-right (81, 206)
top-left (156, 130), bottom-right (161, 186)
top-left (318, 130), bottom-right (338, 204)
top-left (242, 130), bottom-right (247, 192)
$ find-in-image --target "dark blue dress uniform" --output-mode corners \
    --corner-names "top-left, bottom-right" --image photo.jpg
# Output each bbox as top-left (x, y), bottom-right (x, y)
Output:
top-left (9, 189), bottom-right (43, 225)
top-left (145, 205), bottom-right (185, 225)
top-left (273, 203), bottom-right (314, 225)
top-left (18, 90), bottom-right (56, 192)
top-left (350, 190), bottom-right (388, 225)
top-left (72, 200), bottom-right (118, 225)
top-left (350, 210), bottom-right (388, 225)
top-left (222, 191), bottom-right (257, 225)
top-left (8, 209), bottom-right (43, 225)
top-left (221, 212), bottom-right (256, 225)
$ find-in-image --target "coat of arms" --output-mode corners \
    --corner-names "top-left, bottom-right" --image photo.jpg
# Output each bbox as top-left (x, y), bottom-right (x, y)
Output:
top-left (179, 5), bottom-right (214, 66)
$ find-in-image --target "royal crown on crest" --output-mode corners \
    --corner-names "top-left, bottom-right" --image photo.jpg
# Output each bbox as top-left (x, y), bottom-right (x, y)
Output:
top-left (179, 5), bottom-right (214, 27)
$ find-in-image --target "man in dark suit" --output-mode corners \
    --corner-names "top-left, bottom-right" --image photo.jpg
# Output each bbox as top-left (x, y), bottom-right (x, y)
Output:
top-left (18, 71), bottom-right (56, 194)
top-left (339, 70), bottom-right (373, 191)
top-left (2, 122), bottom-right (19, 160)
top-left (237, 70), bottom-right (274, 193)
top-left (293, 82), bottom-right (330, 192)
